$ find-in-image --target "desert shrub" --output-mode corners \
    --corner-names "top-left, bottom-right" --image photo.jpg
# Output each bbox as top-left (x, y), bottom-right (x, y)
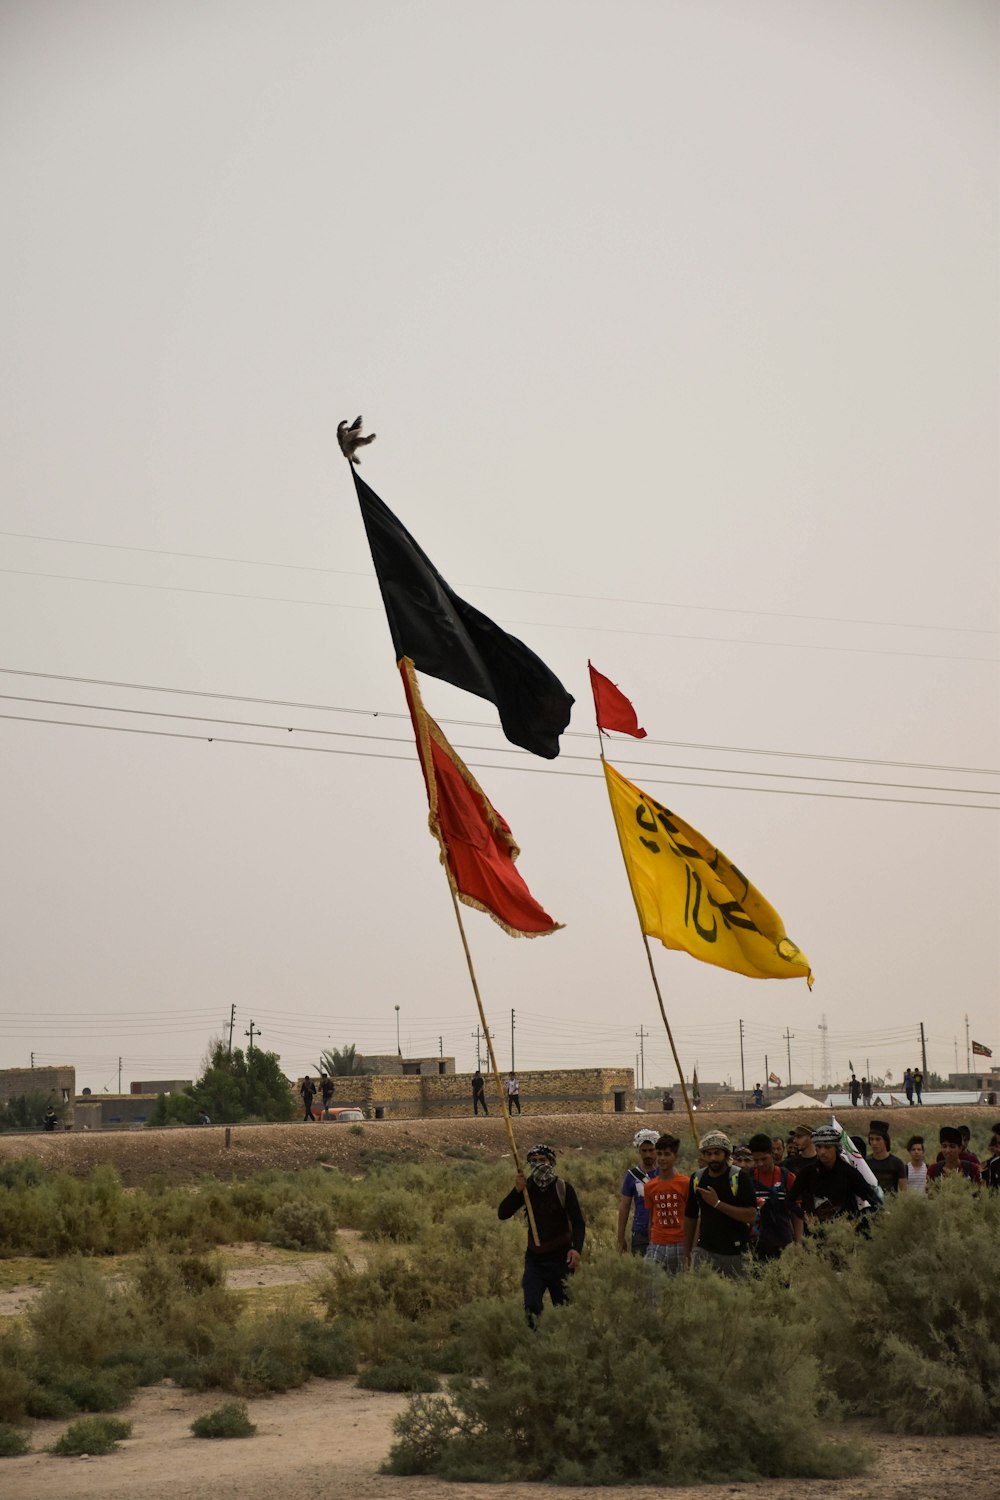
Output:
top-left (51, 1415), bottom-right (132, 1456)
top-left (776, 1177), bottom-right (1000, 1433)
top-left (0, 1358), bottom-right (33, 1424)
top-left (0, 1422), bottom-right (30, 1457)
top-left (350, 1123), bottom-right (364, 1136)
top-left (360, 1188), bottom-right (425, 1242)
top-left (269, 1197), bottom-right (336, 1251)
top-left (358, 1358), bottom-right (440, 1393)
top-left (301, 1320), bottom-right (357, 1379)
top-left (385, 1249), bottom-right (870, 1485)
top-left (27, 1259), bottom-right (135, 1366)
top-left (191, 1401), bottom-right (256, 1438)
top-left (24, 1385), bottom-right (78, 1420)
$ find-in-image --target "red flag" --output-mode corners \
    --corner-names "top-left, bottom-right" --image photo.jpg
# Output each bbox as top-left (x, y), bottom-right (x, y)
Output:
top-left (588, 662), bottom-right (646, 738)
top-left (400, 659), bottom-right (562, 937)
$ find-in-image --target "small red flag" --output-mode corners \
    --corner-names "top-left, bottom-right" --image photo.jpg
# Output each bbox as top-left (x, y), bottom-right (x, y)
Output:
top-left (588, 662), bottom-right (647, 738)
top-left (400, 659), bottom-right (562, 937)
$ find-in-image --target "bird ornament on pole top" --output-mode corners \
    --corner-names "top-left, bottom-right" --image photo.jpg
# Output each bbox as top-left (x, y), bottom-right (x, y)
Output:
top-left (337, 414), bottom-right (376, 465)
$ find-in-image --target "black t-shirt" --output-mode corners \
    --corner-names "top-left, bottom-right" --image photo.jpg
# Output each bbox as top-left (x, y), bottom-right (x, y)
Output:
top-left (788, 1157), bottom-right (880, 1220)
top-left (868, 1152), bottom-right (906, 1194)
top-left (684, 1166), bottom-right (756, 1254)
top-left (498, 1178), bottom-right (586, 1259)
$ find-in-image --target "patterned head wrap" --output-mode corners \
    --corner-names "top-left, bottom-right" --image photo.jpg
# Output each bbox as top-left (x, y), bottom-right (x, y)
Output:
top-left (811, 1125), bottom-right (842, 1146)
top-left (633, 1129), bottom-right (660, 1149)
top-left (699, 1130), bottom-right (731, 1153)
top-left (526, 1142), bottom-right (557, 1189)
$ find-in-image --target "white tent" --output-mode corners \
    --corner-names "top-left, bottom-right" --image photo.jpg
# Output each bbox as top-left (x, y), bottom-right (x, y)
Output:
top-left (765, 1090), bottom-right (826, 1111)
top-left (824, 1090), bottom-right (985, 1109)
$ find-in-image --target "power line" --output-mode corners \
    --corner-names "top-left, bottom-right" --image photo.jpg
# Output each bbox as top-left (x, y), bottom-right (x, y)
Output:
top-left (2, 568), bottom-right (995, 664)
top-left (1, 666), bottom-right (996, 777)
top-left (1, 694), bottom-right (994, 798)
top-left (2, 709), bottom-right (997, 810)
top-left (3, 528), bottom-right (994, 636)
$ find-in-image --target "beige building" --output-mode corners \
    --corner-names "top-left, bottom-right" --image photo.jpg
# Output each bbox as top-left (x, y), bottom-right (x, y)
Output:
top-left (0, 1065), bottom-right (75, 1125)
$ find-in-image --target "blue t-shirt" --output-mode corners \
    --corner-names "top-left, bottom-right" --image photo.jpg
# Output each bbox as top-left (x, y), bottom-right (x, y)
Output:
top-left (621, 1165), bottom-right (658, 1236)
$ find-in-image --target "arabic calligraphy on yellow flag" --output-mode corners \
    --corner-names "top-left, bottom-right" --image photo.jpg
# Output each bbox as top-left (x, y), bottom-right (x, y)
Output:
top-left (603, 761), bottom-right (813, 986)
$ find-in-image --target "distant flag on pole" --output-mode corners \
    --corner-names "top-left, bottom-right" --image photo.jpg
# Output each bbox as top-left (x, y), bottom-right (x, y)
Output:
top-left (602, 760), bottom-right (813, 985)
top-left (972, 1040), bottom-right (993, 1058)
top-left (588, 662), bottom-right (646, 738)
top-left (769, 1071), bottom-right (781, 1085)
top-left (399, 659), bottom-right (562, 938)
top-left (692, 1067), bottom-right (701, 1106)
top-left (353, 469), bottom-right (573, 759)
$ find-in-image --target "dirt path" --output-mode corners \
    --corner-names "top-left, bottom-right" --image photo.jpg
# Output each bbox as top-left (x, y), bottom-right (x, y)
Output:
top-left (4, 1378), bottom-right (997, 1500)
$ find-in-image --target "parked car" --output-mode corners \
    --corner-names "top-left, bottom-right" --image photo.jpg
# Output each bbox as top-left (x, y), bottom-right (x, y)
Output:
top-left (322, 1106), bottom-right (365, 1123)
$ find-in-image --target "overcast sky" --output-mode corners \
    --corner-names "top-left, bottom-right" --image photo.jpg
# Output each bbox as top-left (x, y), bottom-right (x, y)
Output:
top-left (1, 1), bottom-right (997, 1096)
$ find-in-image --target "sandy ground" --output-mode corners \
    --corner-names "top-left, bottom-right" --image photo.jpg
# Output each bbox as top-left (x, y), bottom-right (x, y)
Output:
top-left (4, 1378), bottom-right (998, 1500)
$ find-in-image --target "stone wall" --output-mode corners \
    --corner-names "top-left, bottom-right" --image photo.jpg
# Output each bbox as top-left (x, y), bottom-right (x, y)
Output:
top-left (321, 1067), bottom-right (634, 1120)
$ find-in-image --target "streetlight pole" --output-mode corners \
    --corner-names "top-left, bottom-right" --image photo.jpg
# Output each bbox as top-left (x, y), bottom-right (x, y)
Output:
top-left (394, 1005), bottom-right (401, 1058)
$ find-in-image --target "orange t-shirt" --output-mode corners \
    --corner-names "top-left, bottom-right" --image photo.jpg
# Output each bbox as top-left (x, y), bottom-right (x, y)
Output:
top-left (643, 1173), bottom-right (691, 1245)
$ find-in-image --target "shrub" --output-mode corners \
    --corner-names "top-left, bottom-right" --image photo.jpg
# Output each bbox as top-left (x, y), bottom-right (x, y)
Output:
top-left (191, 1401), bottom-right (256, 1438)
top-left (386, 1249), bottom-right (870, 1485)
top-left (776, 1176), bottom-right (1000, 1433)
top-left (358, 1358), bottom-right (440, 1393)
top-left (0, 1422), bottom-right (30, 1457)
top-left (349, 1124), bottom-right (364, 1136)
top-left (51, 1415), bottom-right (132, 1456)
top-left (269, 1197), bottom-right (336, 1251)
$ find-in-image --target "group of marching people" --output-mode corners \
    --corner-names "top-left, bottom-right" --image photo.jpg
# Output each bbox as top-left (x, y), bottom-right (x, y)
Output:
top-left (499, 1120), bottom-right (1000, 1323)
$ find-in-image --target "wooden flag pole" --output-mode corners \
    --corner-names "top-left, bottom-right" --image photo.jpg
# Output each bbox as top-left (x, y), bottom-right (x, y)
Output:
top-left (446, 881), bottom-right (541, 1247)
top-left (596, 734), bottom-right (700, 1152)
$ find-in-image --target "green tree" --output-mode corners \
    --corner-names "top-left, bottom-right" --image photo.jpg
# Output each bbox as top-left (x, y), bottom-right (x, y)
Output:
top-left (0, 1091), bottom-right (64, 1131)
top-left (150, 1042), bottom-right (296, 1126)
top-left (317, 1045), bottom-right (371, 1077)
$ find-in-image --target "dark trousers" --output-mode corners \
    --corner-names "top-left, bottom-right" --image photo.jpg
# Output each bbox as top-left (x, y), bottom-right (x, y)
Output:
top-left (522, 1253), bottom-right (571, 1327)
top-left (473, 1092), bottom-right (488, 1115)
top-left (508, 1094), bottom-right (521, 1114)
top-left (302, 1100), bottom-right (316, 1120)
top-left (630, 1231), bottom-right (650, 1257)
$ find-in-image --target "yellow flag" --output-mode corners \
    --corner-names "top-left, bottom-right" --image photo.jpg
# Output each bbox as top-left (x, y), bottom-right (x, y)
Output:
top-left (604, 761), bottom-right (813, 986)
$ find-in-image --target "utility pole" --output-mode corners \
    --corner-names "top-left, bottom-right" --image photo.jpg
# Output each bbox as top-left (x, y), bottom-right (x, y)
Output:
top-left (635, 1025), bottom-right (648, 1092)
top-left (438, 1035), bottom-right (443, 1058)
top-left (965, 1014), bottom-right (970, 1073)
top-left (511, 1008), bottom-right (516, 1073)
top-left (227, 1003), bottom-right (236, 1055)
top-left (118, 1056), bottom-right (122, 1093)
top-left (783, 1027), bottom-right (794, 1088)
top-left (30, 1052), bottom-right (34, 1069)
top-left (394, 1005), bottom-right (401, 1058)
top-left (471, 1026), bottom-right (482, 1070)
top-left (765, 1053), bottom-right (770, 1102)
top-left (738, 1019), bottom-right (746, 1101)
top-left (919, 1021), bottom-right (928, 1079)
top-left (244, 1020), bottom-right (261, 1053)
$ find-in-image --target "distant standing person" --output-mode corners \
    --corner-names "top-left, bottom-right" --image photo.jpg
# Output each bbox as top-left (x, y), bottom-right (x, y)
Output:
top-left (903, 1068), bottom-right (914, 1105)
top-left (300, 1075), bottom-right (317, 1122)
top-left (861, 1078), bottom-right (873, 1108)
top-left (472, 1069), bottom-right (488, 1116)
top-left (320, 1074), bottom-right (334, 1118)
top-left (506, 1072), bottom-right (521, 1115)
top-left (912, 1067), bottom-right (923, 1104)
top-left (617, 1128), bottom-right (659, 1256)
top-left (43, 1106), bottom-right (58, 1132)
top-left (849, 1074), bottom-right (861, 1107)
top-left (498, 1144), bottom-right (585, 1327)
top-left (752, 1083), bottom-right (764, 1108)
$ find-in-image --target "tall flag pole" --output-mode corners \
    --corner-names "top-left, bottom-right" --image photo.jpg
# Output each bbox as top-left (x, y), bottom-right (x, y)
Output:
top-left (588, 663), bottom-right (700, 1148)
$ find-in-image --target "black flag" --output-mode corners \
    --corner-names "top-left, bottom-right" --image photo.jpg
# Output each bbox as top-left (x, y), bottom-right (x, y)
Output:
top-left (353, 469), bottom-right (573, 758)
